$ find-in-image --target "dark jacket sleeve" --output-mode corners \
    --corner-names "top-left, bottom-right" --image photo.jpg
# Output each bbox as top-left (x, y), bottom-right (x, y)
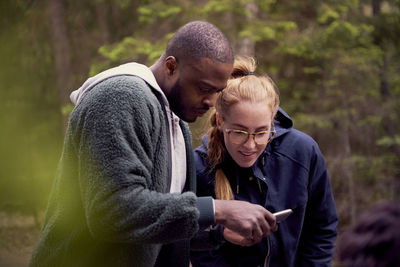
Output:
top-left (296, 141), bottom-right (338, 266)
top-left (196, 197), bottom-right (215, 229)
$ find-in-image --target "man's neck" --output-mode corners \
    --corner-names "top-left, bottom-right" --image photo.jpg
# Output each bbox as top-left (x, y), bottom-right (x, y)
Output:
top-left (150, 60), bottom-right (166, 94)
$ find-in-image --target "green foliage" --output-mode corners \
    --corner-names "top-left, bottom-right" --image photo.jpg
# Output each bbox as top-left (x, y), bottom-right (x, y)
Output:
top-left (274, 21), bottom-right (298, 33)
top-left (248, 26), bottom-right (275, 41)
top-left (61, 104), bottom-right (75, 116)
top-left (377, 135), bottom-right (400, 147)
top-left (91, 34), bottom-right (169, 75)
top-left (317, 4), bottom-right (340, 24)
top-left (201, 0), bottom-right (238, 14)
top-left (294, 112), bottom-right (334, 130)
top-left (138, 3), bottom-right (182, 23)
top-left (275, 35), bottom-right (318, 59)
top-left (114, 0), bottom-right (132, 9)
top-left (258, 0), bottom-right (277, 12)
top-left (321, 21), bottom-right (373, 49)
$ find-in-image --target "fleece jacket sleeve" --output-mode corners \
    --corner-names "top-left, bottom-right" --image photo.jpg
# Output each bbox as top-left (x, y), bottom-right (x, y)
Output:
top-left (70, 76), bottom-right (201, 244)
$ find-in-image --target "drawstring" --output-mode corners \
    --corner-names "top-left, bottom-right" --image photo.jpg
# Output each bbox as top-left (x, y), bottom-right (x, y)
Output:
top-left (235, 169), bottom-right (240, 194)
top-left (257, 178), bottom-right (262, 193)
top-left (264, 237), bottom-right (271, 267)
top-left (170, 110), bottom-right (175, 138)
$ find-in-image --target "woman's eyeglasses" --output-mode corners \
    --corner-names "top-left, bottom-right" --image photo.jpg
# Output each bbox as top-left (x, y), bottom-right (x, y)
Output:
top-left (225, 126), bottom-right (276, 145)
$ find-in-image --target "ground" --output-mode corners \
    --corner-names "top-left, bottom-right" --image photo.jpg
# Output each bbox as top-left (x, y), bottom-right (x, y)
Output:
top-left (0, 212), bottom-right (39, 267)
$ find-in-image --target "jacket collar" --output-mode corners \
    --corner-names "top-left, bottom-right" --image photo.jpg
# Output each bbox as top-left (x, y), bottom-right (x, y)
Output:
top-left (69, 62), bottom-right (169, 107)
top-left (273, 107), bottom-right (293, 139)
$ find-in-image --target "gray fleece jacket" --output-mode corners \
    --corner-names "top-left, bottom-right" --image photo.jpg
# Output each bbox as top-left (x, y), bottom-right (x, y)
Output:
top-left (29, 65), bottom-right (216, 267)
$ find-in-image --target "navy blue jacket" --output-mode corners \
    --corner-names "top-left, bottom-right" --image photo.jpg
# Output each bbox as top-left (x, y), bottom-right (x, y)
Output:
top-left (191, 108), bottom-right (338, 267)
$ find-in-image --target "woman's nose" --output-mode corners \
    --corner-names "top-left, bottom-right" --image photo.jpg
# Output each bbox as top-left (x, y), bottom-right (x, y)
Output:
top-left (242, 135), bottom-right (257, 149)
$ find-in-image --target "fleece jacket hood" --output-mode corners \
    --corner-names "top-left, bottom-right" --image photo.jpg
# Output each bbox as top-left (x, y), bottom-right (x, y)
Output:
top-left (69, 62), bottom-right (168, 106)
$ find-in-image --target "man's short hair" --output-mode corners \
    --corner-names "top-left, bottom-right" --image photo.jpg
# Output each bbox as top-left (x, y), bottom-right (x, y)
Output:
top-left (338, 200), bottom-right (400, 267)
top-left (165, 21), bottom-right (234, 64)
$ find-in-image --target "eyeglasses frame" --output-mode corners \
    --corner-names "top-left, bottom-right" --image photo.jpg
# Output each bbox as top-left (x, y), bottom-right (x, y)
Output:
top-left (224, 125), bottom-right (276, 145)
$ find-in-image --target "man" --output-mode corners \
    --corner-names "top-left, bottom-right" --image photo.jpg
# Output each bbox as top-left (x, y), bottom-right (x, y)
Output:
top-left (30, 21), bottom-right (276, 267)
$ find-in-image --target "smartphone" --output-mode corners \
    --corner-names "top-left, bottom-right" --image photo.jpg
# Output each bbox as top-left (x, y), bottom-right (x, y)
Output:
top-left (273, 209), bottom-right (293, 223)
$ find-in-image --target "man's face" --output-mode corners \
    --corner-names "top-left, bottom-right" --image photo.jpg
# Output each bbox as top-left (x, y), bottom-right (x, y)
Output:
top-left (167, 58), bottom-right (233, 122)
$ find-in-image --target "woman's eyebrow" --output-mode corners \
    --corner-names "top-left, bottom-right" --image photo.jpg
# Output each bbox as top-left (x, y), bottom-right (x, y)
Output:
top-left (230, 123), bottom-right (269, 131)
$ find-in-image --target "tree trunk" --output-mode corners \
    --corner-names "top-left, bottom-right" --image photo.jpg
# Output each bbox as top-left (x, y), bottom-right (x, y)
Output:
top-left (380, 57), bottom-right (400, 199)
top-left (95, 1), bottom-right (110, 44)
top-left (342, 122), bottom-right (356, 224)
top-left (372, 0), bottom-right (382, 16)
top-left (372, 0), bottom-right (400, 200)
top-left (237, 2), bottom-right (258, 57)
top-left (48, 0), bottom-right (73, 132)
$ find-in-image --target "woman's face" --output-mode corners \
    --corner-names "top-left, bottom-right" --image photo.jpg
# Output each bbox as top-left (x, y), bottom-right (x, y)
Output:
top-left (217, 101), bottom-right (273, 168)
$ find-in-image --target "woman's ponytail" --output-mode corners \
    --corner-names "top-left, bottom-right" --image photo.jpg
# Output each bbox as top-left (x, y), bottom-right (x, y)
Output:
top-left (207, 110), bottom-right (234, 200)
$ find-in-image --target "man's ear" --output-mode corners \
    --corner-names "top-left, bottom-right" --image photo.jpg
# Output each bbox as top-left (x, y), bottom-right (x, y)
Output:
top-left (165, 56), bottom-right (178, 76)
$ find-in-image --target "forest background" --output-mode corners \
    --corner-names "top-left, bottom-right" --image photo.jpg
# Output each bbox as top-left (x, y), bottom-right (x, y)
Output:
top-left (0, 0), bottom-right (399, 266)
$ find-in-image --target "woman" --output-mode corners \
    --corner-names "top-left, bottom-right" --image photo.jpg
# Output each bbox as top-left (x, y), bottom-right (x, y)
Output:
top-left (191, 57), bottom-right (338, 267)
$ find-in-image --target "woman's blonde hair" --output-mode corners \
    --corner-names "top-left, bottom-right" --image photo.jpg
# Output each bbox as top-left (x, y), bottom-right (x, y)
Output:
top-left (207, 56), bottom-right (280, 200)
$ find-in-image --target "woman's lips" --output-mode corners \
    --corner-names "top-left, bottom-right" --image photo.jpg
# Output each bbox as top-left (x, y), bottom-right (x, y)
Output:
top-left (239, 151), bottom-right (257, 157)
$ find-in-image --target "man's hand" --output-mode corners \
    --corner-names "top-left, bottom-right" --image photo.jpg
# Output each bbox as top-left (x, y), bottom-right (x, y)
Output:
top-left (223, 227), bottom-right (255, 246)
top-left (214, 200), bottom-right (277, 243)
